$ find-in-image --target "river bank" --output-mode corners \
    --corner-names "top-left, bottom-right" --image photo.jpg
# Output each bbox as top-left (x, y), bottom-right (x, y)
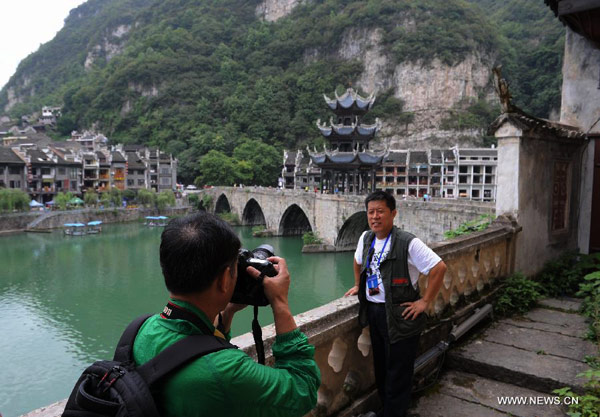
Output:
top-left (0, 206), bottom-right (193, 234)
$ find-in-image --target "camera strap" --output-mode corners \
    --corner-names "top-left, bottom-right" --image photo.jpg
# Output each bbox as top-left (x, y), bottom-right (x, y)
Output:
top-left (161, 301), bottom-right (216, 337)
top-left (252, 305), bottom-right (265, 365)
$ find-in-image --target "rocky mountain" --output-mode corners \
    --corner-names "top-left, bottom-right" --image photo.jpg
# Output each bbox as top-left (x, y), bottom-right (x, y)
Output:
top-left (0, 0), bottom-right (564, 182)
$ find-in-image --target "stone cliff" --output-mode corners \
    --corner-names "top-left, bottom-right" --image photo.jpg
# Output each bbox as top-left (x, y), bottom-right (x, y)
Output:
top-left (260, 0), bottom-right (498, 149)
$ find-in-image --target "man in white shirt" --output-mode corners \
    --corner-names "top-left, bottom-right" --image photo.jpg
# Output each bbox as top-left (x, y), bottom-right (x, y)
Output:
top-left (345, 191), bottom-right (446, 417)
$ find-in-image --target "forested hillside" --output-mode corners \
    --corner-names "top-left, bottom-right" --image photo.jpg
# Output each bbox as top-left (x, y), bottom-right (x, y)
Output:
top-left (0, 0), bottom-right (564, 184)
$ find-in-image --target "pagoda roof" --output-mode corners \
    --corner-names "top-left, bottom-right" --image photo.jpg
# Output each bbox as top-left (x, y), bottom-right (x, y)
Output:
top-left (317, 118), bottom-right (380, 138)
top-left (308, 150), bottom-right (385, 166)
top-left (324, 88), bottom-right (375, 112)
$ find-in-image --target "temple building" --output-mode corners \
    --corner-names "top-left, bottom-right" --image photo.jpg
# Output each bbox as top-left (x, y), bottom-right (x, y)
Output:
top-left (309, 88), bottom-right (385, 194)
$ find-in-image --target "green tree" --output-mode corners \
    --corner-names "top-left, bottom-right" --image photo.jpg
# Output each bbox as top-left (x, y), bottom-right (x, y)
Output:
top-left (232, 140), bottom-right (281, 186)
top-left (55, 192), bottom-right (72, 210)
top-left (137, 189), bottom-right (156, 207)
top-left (195, 150), bottom-right (238, 186)
top-left (84, 189), bottom-right (98, 207)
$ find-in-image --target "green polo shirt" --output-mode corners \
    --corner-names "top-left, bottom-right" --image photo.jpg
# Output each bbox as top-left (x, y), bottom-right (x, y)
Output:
top-left (133, 299), bottom-right (321, 417)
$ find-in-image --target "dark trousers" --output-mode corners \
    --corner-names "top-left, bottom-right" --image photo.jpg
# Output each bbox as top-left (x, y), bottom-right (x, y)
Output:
top-left (367, 302), bottom-right (420, 417)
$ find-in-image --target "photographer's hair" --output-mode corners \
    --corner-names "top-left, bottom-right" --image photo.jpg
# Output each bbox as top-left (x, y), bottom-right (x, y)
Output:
top-left (160, 212), bottom-right (241, 294)
top-left (365, 190), bottom-right (396, 211)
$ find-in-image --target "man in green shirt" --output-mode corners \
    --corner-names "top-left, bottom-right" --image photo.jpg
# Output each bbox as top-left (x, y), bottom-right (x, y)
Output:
top-left (133, 212), bottom-right (321, 416)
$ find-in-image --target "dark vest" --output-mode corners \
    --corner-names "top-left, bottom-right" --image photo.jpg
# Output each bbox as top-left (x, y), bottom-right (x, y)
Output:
top-left (358, 227), bottom-right (426, 343)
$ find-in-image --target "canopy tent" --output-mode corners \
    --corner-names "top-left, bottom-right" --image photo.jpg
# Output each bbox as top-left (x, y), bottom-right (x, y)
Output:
top-left (87, 221), bottom-right (103, 226)
top-left (29, 200), bottom-right (44, 207)
top-left (69, 197), bottom-right (84, 205)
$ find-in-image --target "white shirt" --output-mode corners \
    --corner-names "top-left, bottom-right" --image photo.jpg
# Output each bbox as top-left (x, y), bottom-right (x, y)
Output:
top-left (354, 231), bottom-right (442, 303)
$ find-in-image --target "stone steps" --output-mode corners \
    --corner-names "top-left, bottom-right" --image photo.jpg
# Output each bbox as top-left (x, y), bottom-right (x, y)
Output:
top-left (410, 297), bottom-right (597, 416)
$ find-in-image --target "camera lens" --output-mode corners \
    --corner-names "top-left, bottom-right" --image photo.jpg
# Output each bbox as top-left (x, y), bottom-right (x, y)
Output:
top-left (252, 244), bottom-right (274, 260)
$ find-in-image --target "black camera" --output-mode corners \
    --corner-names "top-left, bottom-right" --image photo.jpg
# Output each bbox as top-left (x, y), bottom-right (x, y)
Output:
top-left (231, 244), bottom-right (277, 306)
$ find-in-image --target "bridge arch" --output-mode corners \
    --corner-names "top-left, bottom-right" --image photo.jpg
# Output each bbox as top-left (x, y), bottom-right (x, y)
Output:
top-left (336, 211), bottom-right (369, 249)
top-left (215, 193), bottom-right (231, 214)
top-left (242, 198), bottom-right (266, 225)
top-left (279, 204), bottom-right (312, 236)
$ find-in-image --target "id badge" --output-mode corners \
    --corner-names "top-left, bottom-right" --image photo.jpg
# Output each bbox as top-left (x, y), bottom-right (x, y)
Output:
top-left (367, 274), bottom-right (379, 295)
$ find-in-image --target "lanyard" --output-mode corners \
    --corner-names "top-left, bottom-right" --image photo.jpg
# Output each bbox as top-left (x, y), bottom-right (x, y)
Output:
top-left (366, 232), bottom-right (391, 271)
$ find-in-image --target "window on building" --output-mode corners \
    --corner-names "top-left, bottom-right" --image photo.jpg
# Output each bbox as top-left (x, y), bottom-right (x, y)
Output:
top-left (376, 176), bottom-right (383, 182)
top-left (484, 190), bottom-right (492, 198)
top-left (386, 188), bottom-right (393, 194)
top-left (398, 166), bottom-right (406, 173)
top-left (473, 175), bottom-right (481, 184)
top-left (160, 177), bottom-right (171, 185)
top-left (397, 176), bottom-right (406, 184)
top-left (396, 189), bottom-right (406, 196)
top-left (447, 189), bottom-right (454, 196)
top-left (473, 166), bottom-right (481, 174)
top-left (459, 166), bottom-right (468, 173)
top-left (482, 157), bottom-right (490, 160)
top-left (58, 167), bottom-right (66, 175)
top-left (472, 189), bottom-right (480, 198)
top-left (446, 176), bottom-right (454, 183)
top-left (470, 157), bottom-right (478, 160)
top-left (459, 175), bottom-right (468, 184)
top-left (9, 166), bottom-right (21, 175)
top-left (70, 168), bottom-right (78, 179)
top-left (385, 176), bottom-right (394, 183)
top-left (485, 176), bottom-right (494, 184)
top-left (9, 180), bottom-right (20, 188)
top-left (459, 189), bottom-right (467, 197)
top-left (138, 179), bottom-right (145, 186)
top-left (485, 166), bottom-right (493, 174)
top-left (41, 168), bottom-right (51, 175)
top-left (447, 166), bottom-right (454, 172)
top-left (160, 168), bottom-right (170, 175)
top-left (127, 179), bottom-right (134, 186)
top-left (71, 182), bottom-right (77, 191)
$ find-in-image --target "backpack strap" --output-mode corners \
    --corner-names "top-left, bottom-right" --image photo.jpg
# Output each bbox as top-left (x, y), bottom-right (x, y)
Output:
top-left (136, 334), bottom-right (237, 385)
top-left (113, 314), bottom-right (153, 362)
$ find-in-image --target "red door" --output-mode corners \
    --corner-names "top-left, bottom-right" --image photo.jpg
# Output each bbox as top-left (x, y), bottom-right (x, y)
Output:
top-left (590, 138), bottom-right (600, 253)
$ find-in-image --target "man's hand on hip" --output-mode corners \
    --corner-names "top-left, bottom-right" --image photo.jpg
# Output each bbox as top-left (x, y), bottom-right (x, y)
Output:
top-left (401, 298), bottom-right (428, 320)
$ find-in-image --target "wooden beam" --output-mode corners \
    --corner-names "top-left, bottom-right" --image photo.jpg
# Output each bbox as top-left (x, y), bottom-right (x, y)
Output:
top-left (558, 0), bottom-right (600, 15)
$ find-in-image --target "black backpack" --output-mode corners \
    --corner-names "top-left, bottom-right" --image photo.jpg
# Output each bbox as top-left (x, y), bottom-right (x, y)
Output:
top-left (62, 314), bottom-right (236, 417)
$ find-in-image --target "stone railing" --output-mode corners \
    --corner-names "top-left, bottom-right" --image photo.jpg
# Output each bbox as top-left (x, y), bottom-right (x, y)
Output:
top-left (23, 216), bottom-right (520, 417)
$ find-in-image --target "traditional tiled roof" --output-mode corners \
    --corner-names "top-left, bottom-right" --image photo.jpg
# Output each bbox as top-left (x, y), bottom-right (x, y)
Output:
top-left (409, 151), bottom-right (428, 164)
top-left (111, 151), bottom-right (126, 163)
top-left (127, 152), bottom-right (146, 169)
top-left (28, 149), bottom-right (55, 165)
top-left (0, 148), bottom-right (24, 164)
top-left (324, 88), bottom-right (376, 112)
top-left (383, 151), bottom-right (408, 164)
top-left (309, 151), bottom-right (384, 166)
top-left (488, 111), bottom-right (586, 141)
top-left (317, 118), bottom-right (380, 138)
top-left (459, 149), bottom-right (497, 157)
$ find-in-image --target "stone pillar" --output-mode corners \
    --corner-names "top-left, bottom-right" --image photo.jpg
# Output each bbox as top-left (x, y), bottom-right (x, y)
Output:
top-left (561, 28), bottom-right (600, 254)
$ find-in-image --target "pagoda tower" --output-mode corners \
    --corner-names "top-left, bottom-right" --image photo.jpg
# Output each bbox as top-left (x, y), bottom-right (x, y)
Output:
top-left (309, 88), bottom-right (385, 194)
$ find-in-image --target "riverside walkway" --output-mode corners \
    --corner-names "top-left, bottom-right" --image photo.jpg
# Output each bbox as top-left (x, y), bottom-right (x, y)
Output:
top-left (411, 297), bottom-right (597, 416)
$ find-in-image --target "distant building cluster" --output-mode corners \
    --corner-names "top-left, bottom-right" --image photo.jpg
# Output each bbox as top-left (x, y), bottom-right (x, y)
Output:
top-left (0, 123), bottom-right (177, 203)
top-left (283, 146), bottom-right (498, 202)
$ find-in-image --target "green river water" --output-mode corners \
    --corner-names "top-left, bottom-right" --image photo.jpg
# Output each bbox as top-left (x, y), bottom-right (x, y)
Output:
top-left (0, 222), bottom-right (354, 417)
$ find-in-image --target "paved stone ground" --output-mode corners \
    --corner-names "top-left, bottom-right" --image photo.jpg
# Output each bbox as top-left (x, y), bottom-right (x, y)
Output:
top-left (410, 297), bottom-right (598, 417)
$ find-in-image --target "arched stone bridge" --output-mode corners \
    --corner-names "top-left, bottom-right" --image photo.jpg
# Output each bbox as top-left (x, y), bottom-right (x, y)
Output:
top-left (200, 187), bottom-right (495, 248)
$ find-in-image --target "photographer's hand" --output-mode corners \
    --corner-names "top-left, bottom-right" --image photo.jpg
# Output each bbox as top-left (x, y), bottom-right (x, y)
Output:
top-left (216, 303), bottom-right (247, 334)
top-left (247, 256), bottom-right (297, 335)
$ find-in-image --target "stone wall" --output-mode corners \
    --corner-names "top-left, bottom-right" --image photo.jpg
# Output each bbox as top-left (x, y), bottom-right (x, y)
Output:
top-left (0, 207), bottom-right (192, 233)
top-left (23, 217), bottom-right (520, 417)
top-left (494, 122), bottom-right (585, 276)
